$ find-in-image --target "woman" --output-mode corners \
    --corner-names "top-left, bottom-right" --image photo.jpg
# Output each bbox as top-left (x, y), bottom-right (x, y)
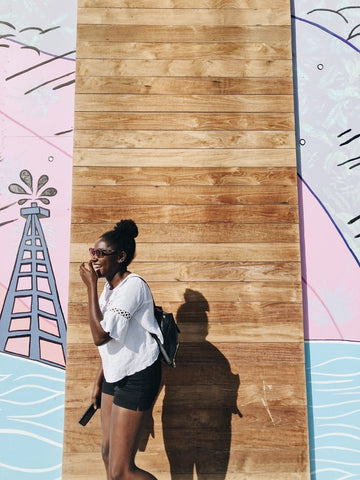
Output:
top-left (79, 219), bottom-right (163, 480)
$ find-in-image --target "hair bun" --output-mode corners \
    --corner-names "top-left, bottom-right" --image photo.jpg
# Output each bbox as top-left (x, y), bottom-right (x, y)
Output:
top-left (115, 219), bottom-right (138, 239)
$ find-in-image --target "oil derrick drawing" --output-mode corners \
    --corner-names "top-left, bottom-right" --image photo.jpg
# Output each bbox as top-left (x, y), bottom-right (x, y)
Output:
top-left (0, 170), bottom-right (66, 368)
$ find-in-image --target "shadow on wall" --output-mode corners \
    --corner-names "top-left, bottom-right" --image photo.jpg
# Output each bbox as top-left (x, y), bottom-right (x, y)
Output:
top-left (160, 289), bottom-right (241, 479)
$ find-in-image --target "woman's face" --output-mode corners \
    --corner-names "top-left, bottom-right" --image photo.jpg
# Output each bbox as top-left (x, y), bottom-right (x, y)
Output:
top-left (89, 237), bottom-right (119, 280)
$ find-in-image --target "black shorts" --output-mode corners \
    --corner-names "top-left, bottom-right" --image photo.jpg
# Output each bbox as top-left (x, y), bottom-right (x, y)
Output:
top-left (102, 358), bottom-right (161, 411)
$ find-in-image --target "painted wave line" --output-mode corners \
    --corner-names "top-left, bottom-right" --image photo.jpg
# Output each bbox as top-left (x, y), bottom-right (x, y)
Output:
top-left (311, 380), bottom-right (351, 384)
top-left (316, 446), bottom-right (360, 454)
top-left (9, 404), bottom-right (63, 418)
top-left (0, 429), bottom-right (62, 447)
top-left (9, 418), bottom-right (63, 433)
top-left (313, 400), bottom-right (360, 409)
top-left (315, 386), bottom-right (360, 392)
top-left (0, 384), bottom-right (64, 396)
top-left (310, 372), bottom-right (360, 378)
top-left (314, 468), bottom-right (354, 480)
top-left (16, 374), bottom-right (65, 383)
top-left (310, 357), bottom-right (360, 369)
top-left (316, 458), bottom-right (360, 466)
top-left (315, 432), bottom-right (360, 441)
top-left (0, 392), bottom-right (62, 405)
top-left (0, 462), bottom-right (62, 473)
top-left (320, 423), bottom-right (360, 432)
top-left (316, 408), bottom-right (360, 420)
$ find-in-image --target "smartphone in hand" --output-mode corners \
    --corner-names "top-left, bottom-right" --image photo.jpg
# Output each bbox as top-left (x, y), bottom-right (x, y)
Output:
top-left (78, 401), bottom-right (100, 426)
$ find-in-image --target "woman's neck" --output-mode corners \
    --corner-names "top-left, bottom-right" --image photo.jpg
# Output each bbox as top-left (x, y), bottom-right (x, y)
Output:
top-left (108, 270), bottom-right (130, 289)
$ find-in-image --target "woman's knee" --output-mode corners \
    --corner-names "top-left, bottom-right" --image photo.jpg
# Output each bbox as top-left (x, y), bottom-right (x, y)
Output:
top-left (108, 465), bottom-right (128, 480)
top-left (101, 439), bottom-right (110, 465)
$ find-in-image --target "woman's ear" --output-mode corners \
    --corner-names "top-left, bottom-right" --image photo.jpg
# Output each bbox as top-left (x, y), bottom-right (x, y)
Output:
top-left (117, 250), bottom-right (127, 264)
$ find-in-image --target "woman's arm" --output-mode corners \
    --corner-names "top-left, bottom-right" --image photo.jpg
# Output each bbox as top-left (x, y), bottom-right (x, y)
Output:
top-left (79, 261), bottom-right (110, 346)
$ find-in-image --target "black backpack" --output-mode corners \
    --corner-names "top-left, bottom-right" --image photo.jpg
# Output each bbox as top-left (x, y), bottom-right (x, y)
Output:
top-left (136, 275), bottom-right (180, 367)
top-left (151, 304), bottom-right (180, 368)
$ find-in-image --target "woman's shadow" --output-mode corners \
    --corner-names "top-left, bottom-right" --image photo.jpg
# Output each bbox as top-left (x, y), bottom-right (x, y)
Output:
top-left (161, 289), bottom-right (241, 479)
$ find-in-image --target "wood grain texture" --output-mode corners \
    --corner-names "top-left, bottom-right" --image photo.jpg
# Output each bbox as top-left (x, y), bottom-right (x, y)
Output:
top-left (72, 167), bottom-right (298, 185)
top-left (77, 0), bottom-right (289, 7)
top-left (71, 185), bottom-right (298, 205)
top-left (77, 25), bottom-right (291, 43)
top-left (75, 77), bottom-right (294, 95)
top-left (70, 223), bottom-right (301, 243)
top-left (63, 0), bottom-right (309, 478)
top-left (77, 8), bottom-right (292, 26)
top-left (76, 41), bottom-right (292, 60)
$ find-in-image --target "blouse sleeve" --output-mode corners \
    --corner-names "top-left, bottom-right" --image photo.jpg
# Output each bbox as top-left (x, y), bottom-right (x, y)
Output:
top-left (99, 278), bottom-right (144, 343)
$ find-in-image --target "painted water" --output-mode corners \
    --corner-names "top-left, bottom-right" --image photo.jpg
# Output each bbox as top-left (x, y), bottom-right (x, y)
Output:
top-left (306, 341), bottom-right (360, 480)
top-left (0, 352), bottom-right (65, 480)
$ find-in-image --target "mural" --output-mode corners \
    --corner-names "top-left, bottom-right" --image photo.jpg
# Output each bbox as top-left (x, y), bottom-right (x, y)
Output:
top-left (0, 1), bottom-right (76, 478)
top-left (292, 1), bottom-right (360, 478)
top-left (1, 1), bottom-right (359, 478)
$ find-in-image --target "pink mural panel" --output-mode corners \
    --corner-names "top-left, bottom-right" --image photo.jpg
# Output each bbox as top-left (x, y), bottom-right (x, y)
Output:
top-left (0, 2), bottom-right (77, 477)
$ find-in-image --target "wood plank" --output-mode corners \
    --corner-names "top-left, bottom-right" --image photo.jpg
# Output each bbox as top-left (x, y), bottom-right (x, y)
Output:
top-left (73, 130), bottom-right (295, 149)
top-left (70, 205), bottom-right (299, 224)
top-left (71, 185), bottom-right (298, 205)
top-left (77, 0), bottom-right (289, 8)
top-left (67, 300), bottom-right (303, 326)
top-left (64, 351), bottom-right (307, 393)
top-left (71, 240), bottom-right (301, 264)
top-left (75, 95), bottom-right (294, 113)
top-left (67, 317), bottom-right (304, 345)
top-left (73, 148), bottom-right (297, 167)
top-left (62, 452), bottom-right (309, 480)
top-left (76, 58), bottom-right (292, 78)
top-left (75, 76), bottom-right (294, 95)
top-left (77, 8), bottom-right (291, 26)
top-left (65, 342), bottom-right (306, 368)
top-left (67, 319), bottom-right (304, 345)
top-left (64, 410), bottom-right (307, 452)
top-left (67, 300), bottom-right (304, 344)
top-left (76, 41), bottom-right (292, 60)
top-left (70, 223), bottom-right (300, 243)
top-left (74, 112), bottom-right (294, 131)
top-left (71, 167), bottom-right (298, 186)
top-left (64, 368), bottom-right (308, 411)
top-left (67, 280), bottom-right (302, 303)
top-left (77, 25), bottom-right (292, 43)
top-left (68, 260), bottom-right (301, 281)
top-left (63, 460), bottom-right (308, 480)
top-left (64, 378), bottom-right (308, 415)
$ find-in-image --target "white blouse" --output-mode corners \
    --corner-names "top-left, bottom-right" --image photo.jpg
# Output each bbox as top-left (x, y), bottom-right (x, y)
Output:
top-left (98, 274), bottom-right (163, 383)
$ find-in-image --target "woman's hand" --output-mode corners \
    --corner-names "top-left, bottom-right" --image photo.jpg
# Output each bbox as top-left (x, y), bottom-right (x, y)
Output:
top-left (79, 261), bottom-right (98, 288)
top-left (92, 366), bottom-right (104, 409)
top-left (80, 261), bottom-right (110, 346)
top-left (91, 381), bottom-right (102, 410)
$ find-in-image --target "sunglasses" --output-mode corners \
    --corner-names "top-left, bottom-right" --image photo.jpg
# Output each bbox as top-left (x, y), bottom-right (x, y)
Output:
top-left (89, 248), bottom-right (117, 258)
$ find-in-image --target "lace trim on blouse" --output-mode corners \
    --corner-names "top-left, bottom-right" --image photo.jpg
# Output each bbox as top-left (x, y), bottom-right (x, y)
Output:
top-left (108, 307), bottom-right (131, 320)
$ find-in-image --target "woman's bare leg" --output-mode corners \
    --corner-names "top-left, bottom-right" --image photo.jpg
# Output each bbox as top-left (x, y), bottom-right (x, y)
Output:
top-left (100, 392), bottom-right (115, 479)
top-left (108, 405), bottom-right (157, 480)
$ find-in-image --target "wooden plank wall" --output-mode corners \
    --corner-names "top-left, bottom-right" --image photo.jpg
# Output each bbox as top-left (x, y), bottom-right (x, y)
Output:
top-left (63, 1), bottom-right (310, 479)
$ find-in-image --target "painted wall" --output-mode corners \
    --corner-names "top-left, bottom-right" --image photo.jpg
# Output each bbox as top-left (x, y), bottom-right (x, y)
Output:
top-left (292, 1), bottom-right (360, 478)
top-left (0, 1), bottom-right (77, 478)
top-left (0, 0), bottom-right (359, 478)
